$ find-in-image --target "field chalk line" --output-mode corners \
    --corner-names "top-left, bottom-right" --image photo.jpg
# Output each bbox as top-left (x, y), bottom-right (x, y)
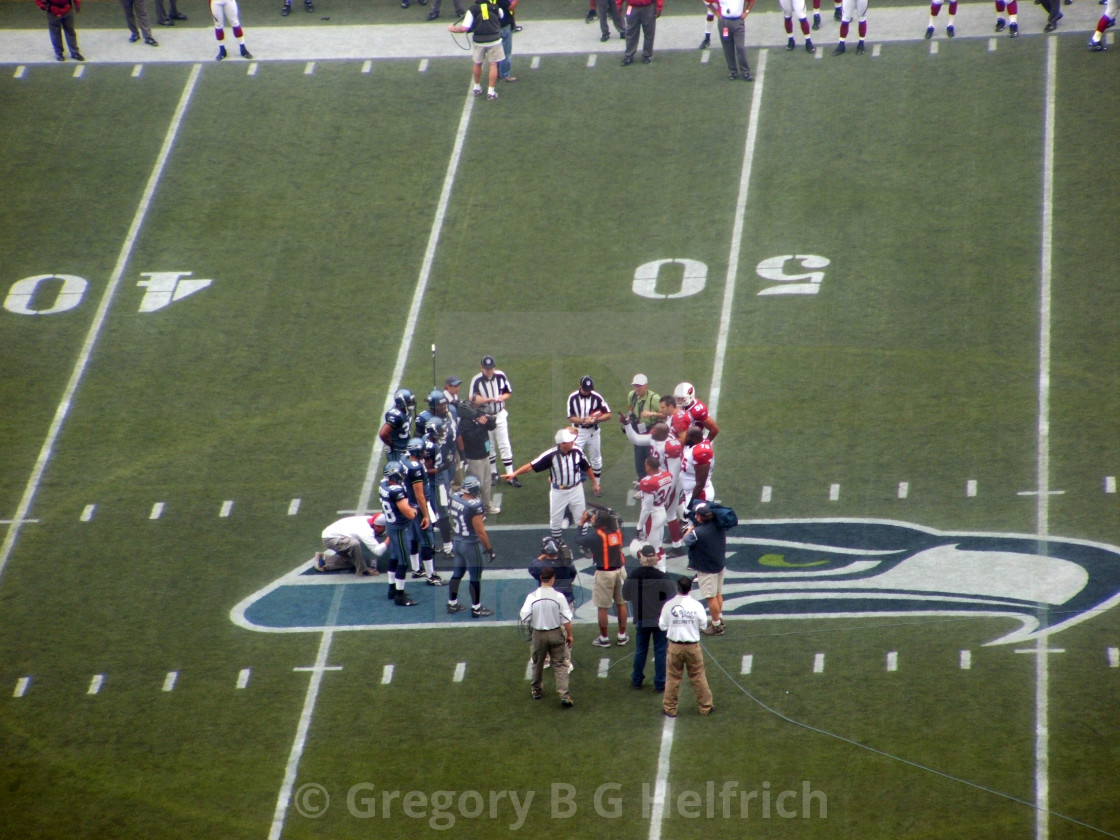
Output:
top-left (650, 46), bottom-right (768, 840)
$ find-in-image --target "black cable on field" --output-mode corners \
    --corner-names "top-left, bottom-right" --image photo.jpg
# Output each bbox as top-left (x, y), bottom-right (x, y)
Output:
top-left (701, 643), bottom-right (1120, 840)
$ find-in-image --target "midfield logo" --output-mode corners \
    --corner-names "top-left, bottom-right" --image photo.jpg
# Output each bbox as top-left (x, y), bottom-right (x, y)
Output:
top-left (724, 519), bottom-right (1120, 645)
top-left (231, 519), bottom-right (1120, 645)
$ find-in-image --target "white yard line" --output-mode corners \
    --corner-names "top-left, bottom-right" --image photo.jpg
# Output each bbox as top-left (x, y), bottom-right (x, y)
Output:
top-left (0, 63), bottom-right (201, 586)
top-left (707, 49), bottom-right (768, 419)
top-left (650, 50), bottom-right (768, 840)
top-left (1033, 36), bottom-right (1058, 840)
top-left (269, 91), bottom-right (476, 840)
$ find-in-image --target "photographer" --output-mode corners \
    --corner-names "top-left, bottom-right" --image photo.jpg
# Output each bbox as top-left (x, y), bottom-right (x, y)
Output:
top-left (623, 373), bottom-right (661, 481)
top-left (684, 502), bottom-right (729, 636)
top-left (576, 507), bottom-right (629, 648)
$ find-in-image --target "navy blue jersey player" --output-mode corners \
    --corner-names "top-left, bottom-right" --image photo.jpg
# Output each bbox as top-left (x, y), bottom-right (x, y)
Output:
top-left (378, 461), bottom-right (419, 606)
top-left (403, 440), bottom-right (441, 586)
top-left (379, 388), bottom-right (416, 461)
top-left (446, 475), bottom-right (496, 617)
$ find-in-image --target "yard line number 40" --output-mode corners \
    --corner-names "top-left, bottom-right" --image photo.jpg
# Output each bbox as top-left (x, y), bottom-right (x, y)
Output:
top-left (632, 255), bottom-right (830, 299)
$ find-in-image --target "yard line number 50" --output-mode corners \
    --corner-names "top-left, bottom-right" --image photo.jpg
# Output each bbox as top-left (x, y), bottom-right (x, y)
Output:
top-left (631, 255), bottom-right (830, 299)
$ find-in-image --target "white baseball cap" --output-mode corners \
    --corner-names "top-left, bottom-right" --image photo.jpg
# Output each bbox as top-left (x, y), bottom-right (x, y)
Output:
top-left (632, 373), bottom-right (649, 386)
top-left (555, 428), bottom-right (577, 445)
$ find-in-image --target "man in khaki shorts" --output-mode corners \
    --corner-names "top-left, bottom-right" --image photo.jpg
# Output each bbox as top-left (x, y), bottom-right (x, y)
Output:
top-left (684, 502), bottom-right (728, 635)
top-left (449, 0), bottom-right (507, 100)
top-left (576, 507), bottom-right (630, 648)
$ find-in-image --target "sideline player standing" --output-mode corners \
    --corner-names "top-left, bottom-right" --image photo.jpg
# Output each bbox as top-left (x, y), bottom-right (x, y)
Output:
top-left (925, 0), bottom-right (957, 38)
top-left (672, 382), bottom-right (719, 441)
top-left (448, 0), bottom-right (506, 101)
top-left (832, 0), bottom-right (867, 54)
top-left (678, 426), bottom-right (715, 513)
top-left (567, 376), bottom-right (611, 496)
top-left (210, 0), bottom-right (252, 59)
top-left (699, 0), bottom-right (719, 48)
top-left (503, 428), bottom-right (599, 541)
top-left (1088, 0), bottom-right (1115, 49)
top-left (993, 0), bottom-right (1019, 36)
top-left (379, 388), bottom-right (416, 461)
top-left (470, 356), bottom-right (517, 483)
top-left (621, 420), bottom-right (686, 556)
top-left (636, 456), bottom-right (674, 568)
top-left (780, 0), bottom-right (815, 51)
top-left (446, 475), bottom-right (496, 617)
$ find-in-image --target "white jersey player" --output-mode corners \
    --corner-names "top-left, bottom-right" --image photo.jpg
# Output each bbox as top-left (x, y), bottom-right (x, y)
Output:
top-left (636, 456), bottom-right (674, 569)
top-left (678, 426), bottom-right (715, 514)
top-left (210, 0), bottom-right (252, 60)
top-left (780, 0), bottom-right (815, 51)
top-left (622, 419), bottom-right (686, 553)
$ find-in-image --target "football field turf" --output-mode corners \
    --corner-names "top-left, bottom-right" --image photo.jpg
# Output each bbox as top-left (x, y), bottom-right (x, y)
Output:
top-left (2, 9), bottom-right (1120, 838)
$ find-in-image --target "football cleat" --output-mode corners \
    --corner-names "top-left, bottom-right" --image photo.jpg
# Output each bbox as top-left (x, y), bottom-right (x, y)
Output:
top-left (447, 602), bottom-right (466, 613)
top-left (240, 45), bottom-right (253, 58)
top-left (787, 36), bottom-right (796, 50)
top-left (305, 0), bottom-right (313, 9)
top-left (395, 593), bottom-right (418, 607)
top-left (812, 12), bottom-right (820, 28)
top-left (1089, 38), bottom-right (1107, 50)
top-left (585, 7), bottom-right (596, 21)
top-left (1009, 21), bottom-right (1019, 35)
top-left (832, 41), bottom-right (846, 54)
top-left (833, 5), bottom-right (841, 19)
top-left (947, 24), bottom-right (955, 36)
top-left (281, 1), bottom-right (291, 13)
top-left (856, 39), bottom-right (865, 53)
top-left (509, 477), bottom-right (522, 488)
top-left (216, 45), bottom-right (227, 60)
top-left (471, 606), bottom-right (494, 617)
top-left (806, 38), bottom-right (816, 52)
top-left (994, 16), bottom-right (1006, 30)
top-left (699, 33), bottom-right (711, 48)
top-left (425, 574), bottom-right (444, 586)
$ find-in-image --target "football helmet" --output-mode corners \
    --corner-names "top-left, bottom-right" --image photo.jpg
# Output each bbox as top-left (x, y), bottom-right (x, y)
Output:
top-left (406, 437), bottom-right (425, 458)
top-left (541, 537), bottom-right (559, 556)
top-left (461, 475), bottom-right (482, 495)
top-left (427, 389), bottom-right (448, 409)
top-left (393, 388), bottom-right (416, 412)
top-left (425, 416), bottom-right (444, 439)
top-left (384, 460), bottom-right (407, 482)
top-left (674, 382), bottom-right (696, 409)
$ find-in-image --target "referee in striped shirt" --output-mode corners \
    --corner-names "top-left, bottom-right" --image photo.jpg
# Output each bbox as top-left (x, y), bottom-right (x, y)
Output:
top-left (469, 355), bottom-right (518, 485)
top-left (567, 375), bottom-right (611, 495)
top-left (503, 427), bottom-right (599, 540)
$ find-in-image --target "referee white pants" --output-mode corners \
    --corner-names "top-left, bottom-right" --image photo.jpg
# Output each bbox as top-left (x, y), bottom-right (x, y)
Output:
top-left (549, 484), bottom-right (586, 539)
top-left (575, 427), bottom-right (603, 477)
top-left (487, 409), bottom-right (514, 474)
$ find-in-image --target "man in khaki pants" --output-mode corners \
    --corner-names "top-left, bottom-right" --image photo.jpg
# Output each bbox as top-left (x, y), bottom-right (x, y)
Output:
top-left (658, 576), bottom-right (714, 717)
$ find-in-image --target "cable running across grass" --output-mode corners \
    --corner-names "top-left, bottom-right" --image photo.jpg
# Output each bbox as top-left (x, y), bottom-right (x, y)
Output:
top-left (702, 643), bottom-right (1120, 839)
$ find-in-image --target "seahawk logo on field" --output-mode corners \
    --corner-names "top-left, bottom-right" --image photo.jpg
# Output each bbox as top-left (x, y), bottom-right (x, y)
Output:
top-left (230, 519), bottom-right (1120, 646)
top-left (724, 519), bottom-right (1120, 645)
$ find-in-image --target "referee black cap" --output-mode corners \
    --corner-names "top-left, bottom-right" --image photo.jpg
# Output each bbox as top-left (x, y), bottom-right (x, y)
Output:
top-left (580, 375), bottom-right (594, 391)
top-left (481, 355), bottom-right (495, 368)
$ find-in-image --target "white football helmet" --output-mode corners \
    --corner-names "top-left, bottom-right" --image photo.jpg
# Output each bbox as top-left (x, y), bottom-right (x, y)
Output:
top-left (674, 382), bottom-right (696, 409)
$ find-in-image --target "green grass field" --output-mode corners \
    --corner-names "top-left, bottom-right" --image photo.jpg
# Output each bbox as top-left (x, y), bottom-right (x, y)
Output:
top-left (2, 13), bottom-right (1120, 840)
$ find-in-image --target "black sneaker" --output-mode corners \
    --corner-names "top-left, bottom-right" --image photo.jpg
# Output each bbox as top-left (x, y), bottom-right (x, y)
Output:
top-left (71, 51), bottom-right (84, 60)
top-left (510, 478), bottom-right (522, 488)
top-left (427, 10), bottom-right (439, 18)
top-left (812, 12), bottom-right (820, 28)
top-left (281, 1), bottom-right (291, 13)
top-left (305, 0), bottom-right (314, 9)
top-left (786, 36), bottom-right (796, 50)
top-left (55, 52), bottom-right (64, 61)
top-left (600, 32), bottom-right (610, 41)
top-left (728, 72), bottom-right (738, 80)
top-left (387, 585), bottom-right (398, 600)
top-left (531, 687), bottom-right (543, 699)
top-left (144, 36), bottom-right (159, 46)
top-left (471, 606), bottom-right (494, 617)
top-left (447, 602), bottom-right (467, 613)
top-left (585, 8), bottom-right (596, 21)
top-left (832, 41), bottom-right (845, 54)
top-left (395, 592), bottom-right (418, 606)
top-left (641, 54), bottom-right (652, 63)
top-left (806, 39), bottom-right (815, 52)
top-left (856, 39), bottom-right (865, 53)
top-left (699, 34), bottom-right (710, 48)
top-left (560, 694), bottom-right (574, 707)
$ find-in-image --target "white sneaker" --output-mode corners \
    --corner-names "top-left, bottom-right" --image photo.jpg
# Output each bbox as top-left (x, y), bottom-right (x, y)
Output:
top-left (617, 633), bottom-right (629, 645)
top-left (592, 636), bottom-right (611, 648)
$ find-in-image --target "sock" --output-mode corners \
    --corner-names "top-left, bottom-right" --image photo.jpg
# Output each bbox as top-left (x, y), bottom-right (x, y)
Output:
top-left (840, 20), bottom-right (849, 37)
top-left (423, 559), bottom-right (435, 577)
top-left (410, 553), bottom-right (420, 573)
top-left (785, 15), bottom-right (793, 32)
top-left (215, 28), bottom-right (225, 40)
top-left (800, 16), bottom-right (810, 32)
top-left (233, 25), bottom-right (245, 43)
top-left (995, 0), bottom-right (1004, 9)
top-left (858, 19), bottom-right (866, 36)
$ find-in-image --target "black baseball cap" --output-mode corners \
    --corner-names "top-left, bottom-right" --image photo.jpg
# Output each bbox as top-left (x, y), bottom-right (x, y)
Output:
top-left (580, 375), bottom-right (594, 390)
top-left (481, 355), bottom-right (495, 368)
top-left (445, 375), bottom-right (462, 386)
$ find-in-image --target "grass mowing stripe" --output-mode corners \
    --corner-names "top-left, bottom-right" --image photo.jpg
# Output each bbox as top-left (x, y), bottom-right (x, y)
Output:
top-left (0, 63), bottom-right (201, 587)
top-left (1034, 36), bottom-right (1058, 840)
top-left (268, 91), bottom-right (477, 840)
top-left (650, 55), bottom-right (769, 840)
top-left (708, 47), bottom-right (768, 419)
top-left (357, 89), bottom-right (475, 514)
